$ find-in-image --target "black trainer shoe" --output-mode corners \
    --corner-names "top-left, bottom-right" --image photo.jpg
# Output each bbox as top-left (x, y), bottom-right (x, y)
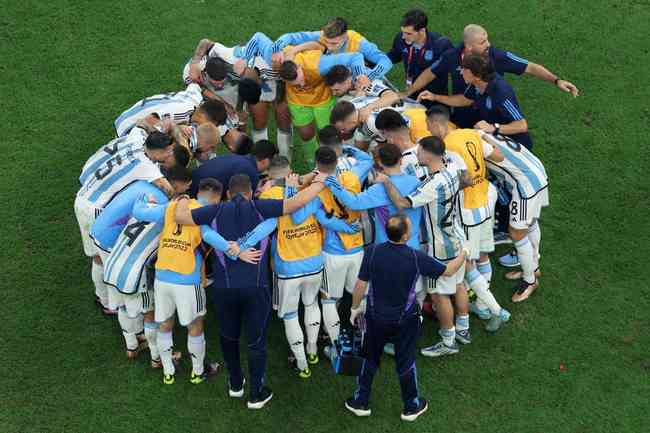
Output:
top-left (401, 398), bottom-right (428, 421)
top-left (247, 386), bottom-right (273, 409)
top-left (344, 398), bottom-right (371, 417)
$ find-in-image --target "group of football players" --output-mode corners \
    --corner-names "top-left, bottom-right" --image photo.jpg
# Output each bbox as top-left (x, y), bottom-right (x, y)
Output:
top-left (74, 9), bottom-right (577, 418)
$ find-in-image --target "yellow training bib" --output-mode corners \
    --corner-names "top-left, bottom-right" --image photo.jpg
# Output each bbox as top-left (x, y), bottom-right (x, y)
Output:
top-left (444, 129), bottom-right (489, 209)
top-left (403, 108), bottom-right (430, 143)
top-left (156, 200), bottom-right (203, 275)
top-left (319, 170), bottom-right (363, 250)
top-left (260, 185), bottom-right (323, 261)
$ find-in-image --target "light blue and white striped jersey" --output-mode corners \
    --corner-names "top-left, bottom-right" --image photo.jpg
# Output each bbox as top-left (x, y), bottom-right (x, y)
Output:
top-left (90, 181), bottom-right (168, 253)
top-left (103, 217), bottom-right (162, 295)
top-left (114, 83), bottom-right (203, 137)
top-left (482, 133), bottom-right (548, 199)
top-left (401, 145), bottom-right (429, 181)
top-left (77, 145), bottom-right (163, 208)
top-left (182, 35), bottom-right (278, 96)
top-left (339, 79), bottom-right (392, 104)
top-left (80, 127), bottom-right (148, 186)
top-left (354, 103), bottom-right (425, 146)
top-left (407, 165), bottom-right (464, 260)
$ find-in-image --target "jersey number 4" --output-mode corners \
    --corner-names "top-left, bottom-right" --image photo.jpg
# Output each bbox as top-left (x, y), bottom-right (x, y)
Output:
top-left (124, 221), bottom-right (150, 246)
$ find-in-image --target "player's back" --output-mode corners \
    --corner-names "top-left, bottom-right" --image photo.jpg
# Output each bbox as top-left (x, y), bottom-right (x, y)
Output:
top-left (90, 181), bottom-right (168, 253)
top-left (259, 185), bottom-right (323, 276)
top-left (103, 215), bottom-right (163, 295)
top-left (417, 167), bottom-right (464, 260)
top-left (487, 135), bottom-right (548, 198)
top-left (80, 128), bottom-right (148, 186)
top-left (114, 84), bottom-right (203, 136)
top-left (77, 145), bottom-right (163, 208)
top-left (373, 174), bottom-right (422, 249)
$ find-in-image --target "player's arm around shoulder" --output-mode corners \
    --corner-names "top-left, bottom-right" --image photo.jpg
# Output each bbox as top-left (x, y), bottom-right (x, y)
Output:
top-left (132, 195), bottom-right (167, 223)
top-left (375, 172), bottom-right (411, 210)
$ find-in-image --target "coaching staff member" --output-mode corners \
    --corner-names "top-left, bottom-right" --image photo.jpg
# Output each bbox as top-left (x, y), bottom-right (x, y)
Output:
top-left (175, 172), bottom-right (327, 410)
top-left (387, 9), bottom-right (453, 101)
top-left (189, 139), bottom-right (277, 198)
top-left (345, 214), bottom-right (468, 422)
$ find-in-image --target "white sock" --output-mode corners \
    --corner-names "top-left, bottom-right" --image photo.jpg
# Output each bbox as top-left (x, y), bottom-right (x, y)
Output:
top-left (477, 259), bottom-right (493, 284)
top-left (91, 261), bottom-right (108, 306)
top-left (144, 321), bottom-right (159, 361)
top-left (440, 327), bottom-right (455, 346)
top-left (157, 330), bottom-right (175, 376)
top-left (467, 269), bottom-right (502, 315)
top-left (284, 314), bottom-right (307, 370)
top-left (527, 220), bottom-right (541, 270)
top-left (188, 333), bottom-right (206, 376)
top-left (252, 128), bottom-right (268, 142)
top-left (474, 298), bottom-right (489, 310)
top-left (321, 299), bottom-right (340, 343)
top-left (117, 308), bottom-right (139, 350)
top-left (277, 128), bottom-right (292, 160)
top-left (303, 302), bottom-right (321, 355)
top-left (455, 314), bottom-right (470, 332)
top-left (514, 237), bottom-right (536, 284)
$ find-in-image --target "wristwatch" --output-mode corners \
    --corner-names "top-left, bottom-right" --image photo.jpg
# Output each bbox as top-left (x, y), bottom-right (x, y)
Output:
top-left (493, 123), bottom-right (501, 135)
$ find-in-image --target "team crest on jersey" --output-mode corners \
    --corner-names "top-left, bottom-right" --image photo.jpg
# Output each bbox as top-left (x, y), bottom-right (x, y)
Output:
top-left (485, 96), bottom-right (492, 110)
top-left (424, 50), bottom-right (433, 61)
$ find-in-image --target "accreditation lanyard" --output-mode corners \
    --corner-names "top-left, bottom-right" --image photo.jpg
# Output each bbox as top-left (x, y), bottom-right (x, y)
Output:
top-left (405, 44), bottom-right (427, 86)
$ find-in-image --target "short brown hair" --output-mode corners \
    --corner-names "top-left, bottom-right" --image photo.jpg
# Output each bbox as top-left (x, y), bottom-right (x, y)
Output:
top-left (461, 53), bottom-right (495, 82)
top-left (279, 61), bottom-right (298, 81)
top-left (322, 17), bottom-right (348, 38)
top-left (329, 100), bottom-right (356, 124)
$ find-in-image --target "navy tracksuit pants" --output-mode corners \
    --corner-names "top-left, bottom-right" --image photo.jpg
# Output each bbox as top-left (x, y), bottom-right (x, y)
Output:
top-left (213, 285), bottom-right (271, 399)
top-left (354, 310), bottom-right (421, 412)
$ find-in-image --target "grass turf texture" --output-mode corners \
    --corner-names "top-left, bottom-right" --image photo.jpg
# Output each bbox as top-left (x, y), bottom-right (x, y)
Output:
top-left (2, 1), bottom-right (649, 432)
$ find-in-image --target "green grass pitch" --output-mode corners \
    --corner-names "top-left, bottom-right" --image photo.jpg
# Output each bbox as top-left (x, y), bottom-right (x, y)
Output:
top-left (2, 1), bottom-right (649, 432)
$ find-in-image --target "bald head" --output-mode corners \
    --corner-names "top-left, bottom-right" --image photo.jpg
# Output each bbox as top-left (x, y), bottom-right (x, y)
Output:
top-left (463, 24), bottom-right (487, 42)
top-left (386, 213), bottom-right (411, 243)
top-left (196, 123), bottom-right (220, 156)
top-left (463, 24), bottom-right (490, 54)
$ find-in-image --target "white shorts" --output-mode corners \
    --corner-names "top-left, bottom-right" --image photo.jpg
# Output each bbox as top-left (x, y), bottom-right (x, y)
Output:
top-left (259, 80), bottom-right (277, 103)
top-left (273, 271), bottom-right (323, 318)
top-left (488, 181), bottom-right (498, 218)
top-left (463, 219), bottom-right (495, 260)
top-left (322, 251), bottom-right (364, 299)
top-left (154, 279), bottom-right (206, 326)
top-left (74, 194), bottom-right (101, 257)
top-left (106, 265), bottom-right (154, 316)
top-left (510, 187), bottom-right (549, 230)
top-left (427, 260), bottom-right (465, 295)
top-left (108, 287), bottom-right (155, 318)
